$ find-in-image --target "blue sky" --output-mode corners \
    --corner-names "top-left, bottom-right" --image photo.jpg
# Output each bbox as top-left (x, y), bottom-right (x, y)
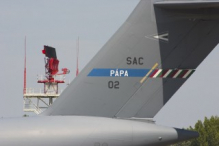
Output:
top-left (0, 0), bottom-right (218, 128)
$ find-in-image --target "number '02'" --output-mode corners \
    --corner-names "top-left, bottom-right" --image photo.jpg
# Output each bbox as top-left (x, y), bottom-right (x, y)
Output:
top-left (108, 81), bottom-right (119, 89)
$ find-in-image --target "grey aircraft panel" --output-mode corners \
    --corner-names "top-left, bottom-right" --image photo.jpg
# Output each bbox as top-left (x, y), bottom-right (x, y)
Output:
top-left (135, 79), bottom-right (186, 117)
top-left (42, 0), bottom-right (219, 119)
top-left (154, 1), bottom-right (219, 9)
top-left (0, 116), bottom-right (198, 146)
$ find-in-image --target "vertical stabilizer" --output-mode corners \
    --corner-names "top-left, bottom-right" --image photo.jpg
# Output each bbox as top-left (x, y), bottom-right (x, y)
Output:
top-left (42, 0), bottom-right (219, 118)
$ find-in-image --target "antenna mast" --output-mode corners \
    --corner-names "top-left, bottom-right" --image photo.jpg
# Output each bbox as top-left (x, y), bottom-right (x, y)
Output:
top-left (76, 37), bottom-right (79, 76)
top-left (23, 36), bottom-right (27, 94)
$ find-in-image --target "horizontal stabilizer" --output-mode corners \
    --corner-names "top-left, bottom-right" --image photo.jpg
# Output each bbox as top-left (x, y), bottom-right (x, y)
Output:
top-left (154, 1), bottom-right (219, 9)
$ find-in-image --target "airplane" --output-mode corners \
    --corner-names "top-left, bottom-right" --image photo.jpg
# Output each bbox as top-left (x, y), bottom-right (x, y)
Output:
top-left (2, 0), bottom-right (219, 145)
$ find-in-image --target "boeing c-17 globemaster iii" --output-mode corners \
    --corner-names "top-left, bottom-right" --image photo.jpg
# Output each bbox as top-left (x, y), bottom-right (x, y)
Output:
top-left (2, 0), bottom-right (219, 145)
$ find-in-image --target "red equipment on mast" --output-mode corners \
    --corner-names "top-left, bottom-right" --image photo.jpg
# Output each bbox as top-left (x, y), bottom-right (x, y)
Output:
top-left (23, 45), bottom-right (70, 112)
top-left (38, 46), bottom-right (70, 94)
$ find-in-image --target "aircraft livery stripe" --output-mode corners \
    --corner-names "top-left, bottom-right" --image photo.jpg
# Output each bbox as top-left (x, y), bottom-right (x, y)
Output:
top-left (169, 70), bottom-right (178, 78)
top-left (179, 70), bottom-right (188, 78)
top-left (183, 70), bottom-right (194, 78)
top-left (153, 69), bottom-right (162, 78)
top-left (157, 69), bottom-right (164, 77)
top-left (140, 63), bottom-right (159, 83)
top-left (149, 69), bottom-right (158, 78)
top-left (163, 69), bottom-right (172, 78)
top-left (161, 70), bottom-right (169, 77)
top-left (88, 69), bottom-right (150, 77)
top-left (88, 69), bottom-right (195, 78)
top-left (188, 70), bottom-right (195, 78)
top-left (182, 70), bottom-right (190, 78)
top-left (173, 70), bottom-right (182, 78)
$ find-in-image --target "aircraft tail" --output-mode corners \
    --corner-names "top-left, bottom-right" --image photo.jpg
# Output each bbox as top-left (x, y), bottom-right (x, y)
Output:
top-left (42, 0), bottom-right (219, 118)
